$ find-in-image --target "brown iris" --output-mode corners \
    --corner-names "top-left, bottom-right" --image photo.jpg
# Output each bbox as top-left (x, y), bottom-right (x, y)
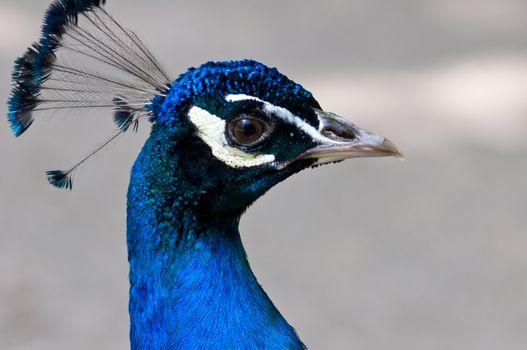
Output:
top-left (227, 115), bottom-right (272, 149)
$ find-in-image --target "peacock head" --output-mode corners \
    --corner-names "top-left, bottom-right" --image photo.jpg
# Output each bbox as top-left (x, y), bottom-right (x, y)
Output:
top-left (7, 1), bottom-right (402, 216)
top-left (139, 60), bottom-right (403, 215)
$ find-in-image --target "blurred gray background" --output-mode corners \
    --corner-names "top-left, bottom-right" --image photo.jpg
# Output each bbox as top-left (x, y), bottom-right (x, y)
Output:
top-left (1, 0), bottom-right (527, 349)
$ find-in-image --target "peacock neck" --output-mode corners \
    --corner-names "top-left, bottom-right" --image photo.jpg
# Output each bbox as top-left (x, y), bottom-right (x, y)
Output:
top-left (125, 134), bottom-right (305, 349)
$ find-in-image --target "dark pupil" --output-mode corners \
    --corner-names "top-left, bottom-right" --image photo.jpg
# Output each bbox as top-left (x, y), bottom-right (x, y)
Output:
top-left (233, 118), bottom-right (264, 144)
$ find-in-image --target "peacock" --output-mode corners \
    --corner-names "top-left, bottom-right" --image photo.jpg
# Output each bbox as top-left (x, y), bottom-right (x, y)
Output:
top-left (7, 1), bottom-right (403, 349)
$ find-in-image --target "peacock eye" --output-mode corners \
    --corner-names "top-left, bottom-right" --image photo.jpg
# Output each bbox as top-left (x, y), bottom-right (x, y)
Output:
top-left (227, 115), bottom-right (273, 149)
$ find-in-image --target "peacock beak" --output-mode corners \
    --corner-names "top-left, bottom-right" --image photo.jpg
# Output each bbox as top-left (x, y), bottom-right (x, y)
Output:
top-left (277, 109), bottom-right (404, 169)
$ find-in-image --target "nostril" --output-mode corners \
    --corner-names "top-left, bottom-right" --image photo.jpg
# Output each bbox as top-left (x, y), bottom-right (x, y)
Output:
top-left (321, 126), bottom-right (356, 141)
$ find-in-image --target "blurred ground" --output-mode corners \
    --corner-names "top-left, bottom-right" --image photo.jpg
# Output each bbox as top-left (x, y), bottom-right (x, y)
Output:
top-left (1, 0), bottom-right (526, 349)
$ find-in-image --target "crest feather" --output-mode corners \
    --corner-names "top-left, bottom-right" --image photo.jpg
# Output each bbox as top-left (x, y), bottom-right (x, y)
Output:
top-left (7, 0), bottom-right (172, 189)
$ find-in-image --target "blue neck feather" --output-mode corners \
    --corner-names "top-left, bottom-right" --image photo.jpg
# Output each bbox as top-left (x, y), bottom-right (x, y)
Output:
top-left (126, 129), bottom-right (305, 349)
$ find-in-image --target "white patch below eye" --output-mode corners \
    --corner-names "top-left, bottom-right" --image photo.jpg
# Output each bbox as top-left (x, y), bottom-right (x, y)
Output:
top-left (188, 106), bottom-right (276, 168)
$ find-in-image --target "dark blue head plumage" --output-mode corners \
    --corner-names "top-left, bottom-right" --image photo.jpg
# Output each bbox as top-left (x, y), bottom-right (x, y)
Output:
top-left (7, 1), bottom-right (403, 348)
top-left (155, 60), bottom-right (319, 128)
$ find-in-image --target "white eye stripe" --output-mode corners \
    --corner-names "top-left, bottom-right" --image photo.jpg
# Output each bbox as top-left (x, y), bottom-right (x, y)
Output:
top-left (225, 94), bottom-right (263, 103)
top-left (225, 94), bottom-right (345, 145)
top-left (188, 106), bottom-right (276, 168)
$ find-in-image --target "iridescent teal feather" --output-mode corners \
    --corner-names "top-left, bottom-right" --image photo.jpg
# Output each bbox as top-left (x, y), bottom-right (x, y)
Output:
top-left (8, 0), bottom-right (170, 187)
top-left (8, 0), bottom-right (107, 136)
